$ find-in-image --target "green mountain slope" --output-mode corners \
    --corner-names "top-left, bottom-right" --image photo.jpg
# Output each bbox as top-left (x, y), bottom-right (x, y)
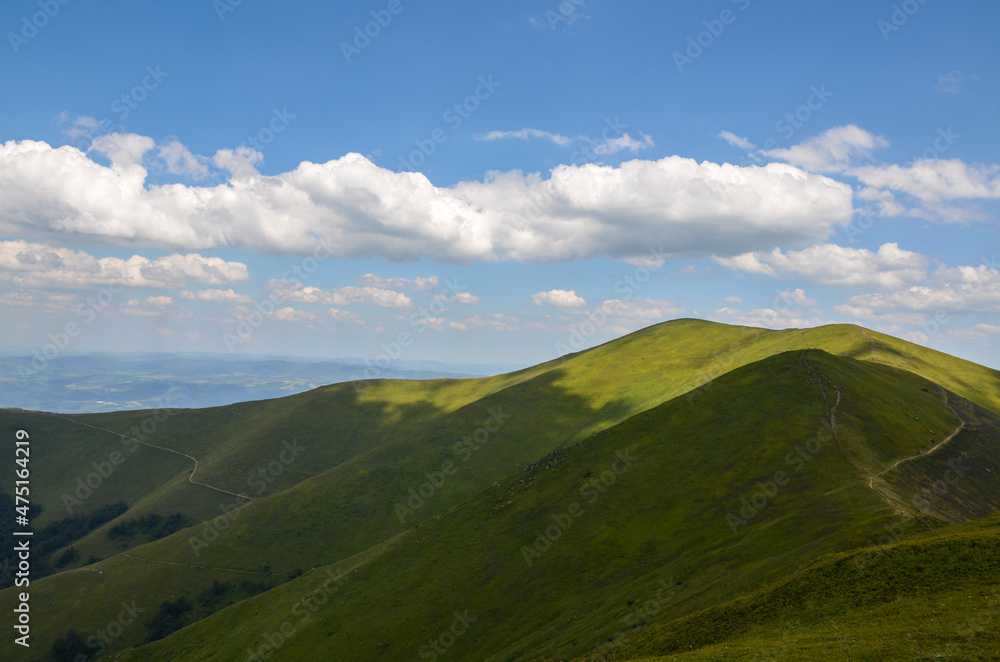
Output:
top-left (102, 349), bottom-right (1000, 661)
top-left (610, 515), bottom-right (1000, 661)
top-left (3, 319), bottom-right (999, 660)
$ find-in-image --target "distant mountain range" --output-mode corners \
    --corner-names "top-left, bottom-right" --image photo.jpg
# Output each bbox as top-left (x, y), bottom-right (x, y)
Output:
top-left (0, 352), bottom-right (525, 413)
top-left (2, 319), bottom-right (998, 661)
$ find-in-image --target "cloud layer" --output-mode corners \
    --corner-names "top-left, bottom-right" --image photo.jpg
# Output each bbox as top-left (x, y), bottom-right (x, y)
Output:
top-left (0, 138), bottom-right (854, 263)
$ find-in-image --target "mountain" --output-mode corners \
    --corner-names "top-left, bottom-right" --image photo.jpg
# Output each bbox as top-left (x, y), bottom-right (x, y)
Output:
top-left (0, 352), bottom-right (521, 413)
top-left (2, 319), bottom-right (998, 661)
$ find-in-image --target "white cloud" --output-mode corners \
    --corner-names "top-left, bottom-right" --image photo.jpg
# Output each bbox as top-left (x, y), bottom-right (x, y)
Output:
top-left (179, 288), bottom-right (252, 303)
top-left (936, 70), bottom-right (978, 95)
top-left (841, 264), bottom-right (1000, 315)
top-left (56, 113), bottom-right (101, 140)
top-left (328, 308), bottom-right (363, 323)
top-left (850, 159), bottom-right (1000, 203)
top-left (598, 297), bottom-right (684, 322)
top-left (0, 140), bottom-right (855, 262)
top-left (712, 306), bottom-right (827, 329)
top-left (0, 240), bottom-right (249, 289)
top-left (531, 289), bottom-right (587, 308)
top-left (475, 128), bottom-right (576, 146)
top-left (456, 313), bottom-right (529, 331)
top-left (120, 297), bottom-right (184, 318)
top-left (710, 288), bottom-right (822, 330)
top-left (715, 243), bottom-right (929, 289)
top-left (356, 273), bottom-right (439, 291)
top-left (268, 281), bottom-right (412, 308)
top-left (273, 307), bottom-right (317, 322)
top-left (451, 291), bottom-right (480, 304)
top-left (91, 133), bottom-right (156, 169)
top-left (763, 125), bottom-right (889, 173)
top-left (212, 145), bottom-right (262, 178)
top-left (592, 132), bottom-right (655, 155)
top-left (721, 295), bottom-right (743, 305)
top-left (718, 131), bottom-right (755, 150)
top-left (159, 140), bottom-right (209, 179)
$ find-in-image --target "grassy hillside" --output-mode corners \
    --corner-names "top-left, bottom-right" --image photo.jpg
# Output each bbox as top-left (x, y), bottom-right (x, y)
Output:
top-left (609, 515), bottom-right (1000, 661)
top-left (2, 319), bottom-right (999, 660)
top-left (102, 350), bottom-right (1000, 661)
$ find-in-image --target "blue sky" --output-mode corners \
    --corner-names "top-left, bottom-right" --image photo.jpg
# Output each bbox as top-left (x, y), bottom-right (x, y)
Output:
top-left (2, 0), bottom-right (1000, 369)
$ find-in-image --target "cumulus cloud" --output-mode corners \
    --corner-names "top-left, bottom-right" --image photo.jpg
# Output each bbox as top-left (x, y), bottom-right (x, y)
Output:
top-left (356, 273), bottom-right (439, 291)
top-left (599, 297), bottom-right (683, 322)
top-left (454, 313), bottom-right (530, 331)
top-left (718, 131), bottom-right (755, 150)
top-left (712, 289), bottom-right (823, 330)
top-left (763, 125), bottom-right (889, 173)
top-left (328, 308), bottom-right (364, 323)
top-left (592, 132), bottom-right (655, 155)
top-left (531, 289), bottom-right (587, 308)
top-left (273, 307), bottom-right (317, 322)
top-left (159, 140), bottom-right (209, 179)
top-left (0, 139), bottom-right (854, 262)
top-left (268, 280), bottom-right (412, 308)
top-left (715, 243), bottom-right (929, 289)
top-left (91, 133), bottom-right (156, 169)
top-left (850, 159), bottom-right (1000, 203)
top-left (179, 288), bottom-right (252, 303)
top-left (839, 263), bottom-right (1000, 315)
top-left (475, 128), bottom-right (576, 146)
top-left (0, 240), bottom-right (248, 289)
top-left (443, 291), bottom-right (480, 304)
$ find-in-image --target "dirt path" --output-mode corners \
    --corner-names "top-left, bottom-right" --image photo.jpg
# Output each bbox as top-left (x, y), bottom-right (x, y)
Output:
top-left (119, 552), bottom-right (284, 577)
top-left (54, 414), bottom-right (255, 502)
top-left (867, 388), bottom-right (966, 490)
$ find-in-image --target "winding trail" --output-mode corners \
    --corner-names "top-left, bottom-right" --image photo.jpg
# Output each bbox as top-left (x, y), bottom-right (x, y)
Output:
top-left (800, 353), bottom-right (850, 470)
top-left (799, 353), bottom-right (967, 513)
top-left (120, 551), bottom-right (283, 577)
top-left (867, 388), bottom-right (966, 490)
top-left (48, 412), bottom-right (255, 502)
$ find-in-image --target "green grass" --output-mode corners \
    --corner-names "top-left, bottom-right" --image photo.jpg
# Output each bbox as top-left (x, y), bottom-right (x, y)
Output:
top-left (613, 516), bottom-right (1000, 661)
top-left (3, 319), bottom-right (1000, 660)
top-left (103, 350), bottom-right (1000, 661)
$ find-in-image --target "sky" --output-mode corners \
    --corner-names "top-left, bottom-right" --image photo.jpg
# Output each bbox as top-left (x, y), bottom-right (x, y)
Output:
top-left (2, 0), bottom-right (1000, 371)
